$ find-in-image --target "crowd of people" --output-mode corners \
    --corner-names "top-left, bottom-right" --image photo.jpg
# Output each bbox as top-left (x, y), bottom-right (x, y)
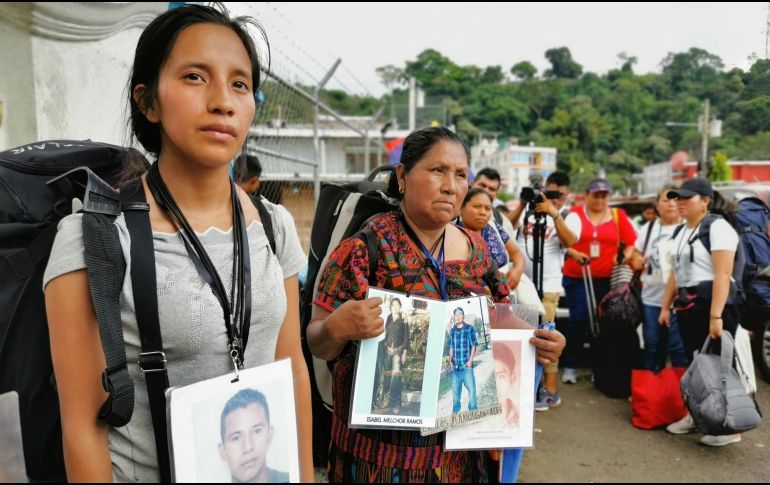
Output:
top-left (36, 3), bottom-right (758, 484)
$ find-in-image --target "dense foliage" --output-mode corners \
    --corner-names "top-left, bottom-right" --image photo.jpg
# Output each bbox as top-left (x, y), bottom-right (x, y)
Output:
top-left (316, 47), bottom-right (770, 191)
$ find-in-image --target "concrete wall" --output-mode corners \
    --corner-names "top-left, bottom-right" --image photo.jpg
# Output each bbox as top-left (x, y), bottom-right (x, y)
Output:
top-left (0, 19), bottom-right (36, 150)
top-left (0, 2), bottom-right (166, 151)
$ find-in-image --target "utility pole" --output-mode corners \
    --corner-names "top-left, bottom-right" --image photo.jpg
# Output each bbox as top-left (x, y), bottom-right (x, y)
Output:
top-left (766, 2), bottom-right (770, 58)
top-left (313, 59), bottom-right (341, 201)
top-left (700, 99), bottom-right (710, 178)
top-left (408, 77), bottom-right (416, 131)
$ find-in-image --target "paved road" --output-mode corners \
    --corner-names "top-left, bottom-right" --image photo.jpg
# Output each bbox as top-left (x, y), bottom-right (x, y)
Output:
top-left (519, 368), bottom-right (770, 483)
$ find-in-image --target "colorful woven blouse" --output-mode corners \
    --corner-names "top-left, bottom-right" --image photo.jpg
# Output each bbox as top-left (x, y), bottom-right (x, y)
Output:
top-left (314, 210), bottom-right (510, 483)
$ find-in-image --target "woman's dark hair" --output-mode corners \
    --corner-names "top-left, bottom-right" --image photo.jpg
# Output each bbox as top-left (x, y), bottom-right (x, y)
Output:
top-left (125, 3), bottom-right (269, 181)
top-left (709, 190), bottom-right (738, 216)
top-left (462, 187), bottom-right (493, 208)
top-left (387, 126), bottom-right (470, 197)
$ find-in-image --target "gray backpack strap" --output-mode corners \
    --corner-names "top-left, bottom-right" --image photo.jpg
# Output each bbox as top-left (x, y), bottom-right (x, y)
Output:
top-left (50, 167), bottom-right (134, 427)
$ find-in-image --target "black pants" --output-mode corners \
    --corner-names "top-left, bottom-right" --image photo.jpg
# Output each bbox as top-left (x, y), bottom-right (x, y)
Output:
top-left (675, 296), bottom-right (739, 364)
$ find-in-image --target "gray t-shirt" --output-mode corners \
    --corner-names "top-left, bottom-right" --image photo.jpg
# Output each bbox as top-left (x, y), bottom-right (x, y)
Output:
top-left (43, 200), bottom-right (305, 483)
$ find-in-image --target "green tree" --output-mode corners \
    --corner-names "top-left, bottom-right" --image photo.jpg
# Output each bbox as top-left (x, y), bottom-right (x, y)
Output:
top-left (736, 131), bottom-right (770, 159)
top-left (544, 47), bottom-right (583, 79)
top-left (511, 61), bottom-right (537, 80)
top-left (710, 151), bottom-right (732, 181)
top-left (737, 96), bottom-right (770, 134)
top-left (480, 65), bottom-right (506, 84)
top-left (386, 46), bottom-right (770, 185)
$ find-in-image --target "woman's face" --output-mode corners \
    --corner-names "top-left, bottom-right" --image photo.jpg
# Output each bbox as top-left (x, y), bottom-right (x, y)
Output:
top-left (586, 191), bottom-right (609, 213)
top-left (460, 193), bottom-right (493, 232)
top-left (139, 23), bottom-right (256, 169)
top-left (676, 194), bottom-right (709, 220)
top-left (656, 194), bottom-right (679, 222)
top-left (398, 140), bottom-right (469, 230)
top-left (390, 300), bottom-right (401, 314)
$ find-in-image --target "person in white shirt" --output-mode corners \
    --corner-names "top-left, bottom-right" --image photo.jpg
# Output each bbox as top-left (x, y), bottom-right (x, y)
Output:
top-left (658, 178), bottom-right (742, 447)
top-left (511, 172), bottom-right (578, 409)
top-left (631, 187), bottom-right (688, 371)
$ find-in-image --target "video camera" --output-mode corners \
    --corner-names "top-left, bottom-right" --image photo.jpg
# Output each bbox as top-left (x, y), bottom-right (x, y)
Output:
top-left (520, 185), bottom-right (562, 214)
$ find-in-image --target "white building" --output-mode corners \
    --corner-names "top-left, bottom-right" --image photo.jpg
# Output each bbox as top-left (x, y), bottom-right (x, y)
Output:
top-left (470, 136), bottom-right (558, 195)
top-left (0, 2), bottom-right (167, 151)
top-left (249, 115), bottom-right (411, 182)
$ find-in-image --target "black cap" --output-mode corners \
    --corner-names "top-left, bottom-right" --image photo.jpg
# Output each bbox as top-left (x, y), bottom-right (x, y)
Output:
top-left (667, 178), bottom-right (714, 199)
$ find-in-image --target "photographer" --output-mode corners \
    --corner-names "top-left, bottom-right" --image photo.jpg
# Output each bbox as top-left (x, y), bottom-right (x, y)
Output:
top-left (513, 172), bottom-right (578, 409)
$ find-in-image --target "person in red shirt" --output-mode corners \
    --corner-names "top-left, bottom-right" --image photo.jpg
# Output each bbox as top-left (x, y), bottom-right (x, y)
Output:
top-left (560, 178), bottom-right (637, 383)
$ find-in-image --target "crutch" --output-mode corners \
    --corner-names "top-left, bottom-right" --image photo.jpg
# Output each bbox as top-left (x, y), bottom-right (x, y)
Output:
top-left (581, 261), bottom-right (599, 337)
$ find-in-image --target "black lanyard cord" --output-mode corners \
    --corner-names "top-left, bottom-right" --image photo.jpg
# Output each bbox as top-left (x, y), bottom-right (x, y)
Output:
top-left (146, 162), bottom-right (251, 365)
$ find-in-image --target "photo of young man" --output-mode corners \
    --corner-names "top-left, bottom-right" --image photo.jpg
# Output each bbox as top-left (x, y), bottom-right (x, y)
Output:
top-left (372, 298), bottom-right (410, 414)
top-left (449, 307), bottom-right (478, 413)
top-left (218, 389), bottom-right (289, 484)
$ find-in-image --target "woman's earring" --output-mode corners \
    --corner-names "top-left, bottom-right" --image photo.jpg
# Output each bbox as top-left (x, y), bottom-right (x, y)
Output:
top-left (399, 185), bottom-right (404, 194)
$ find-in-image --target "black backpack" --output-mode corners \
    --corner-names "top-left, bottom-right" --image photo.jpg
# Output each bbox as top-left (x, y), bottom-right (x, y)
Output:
top-left (0, 140), bottom-right (278, 481)
top-left (0, 140), bottom-right (126, 481)
top-left (299, 165), bottom-right (398, 466)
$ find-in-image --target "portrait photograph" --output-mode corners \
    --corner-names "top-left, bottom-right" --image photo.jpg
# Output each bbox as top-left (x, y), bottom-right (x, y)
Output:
top-left (445, 329), bottom-right (537, 450)
top-left (422, 296), bottom-right (501, 435)
top-left (349, 288), bottom-right (447, 429)
top-left (167, 359), bottom-right (300, 483)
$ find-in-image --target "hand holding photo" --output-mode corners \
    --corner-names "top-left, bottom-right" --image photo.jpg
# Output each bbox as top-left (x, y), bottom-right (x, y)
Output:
top-left (349, 288), bottom-right (447, 429)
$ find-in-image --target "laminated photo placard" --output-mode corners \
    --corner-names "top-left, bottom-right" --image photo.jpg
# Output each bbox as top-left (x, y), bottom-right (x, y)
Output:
top-left (444, 329), bottom-right (537, 450)
top-left (349, 288), bottom-right (448, 429)
top-left (167, 359), bottom-right (300, 483)
top-left (420, 296), bottom-right (502, 436)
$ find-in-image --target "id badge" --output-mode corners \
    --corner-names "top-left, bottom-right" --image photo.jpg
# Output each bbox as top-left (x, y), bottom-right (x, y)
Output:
top-left (590, 241), bottom-right (600, 259)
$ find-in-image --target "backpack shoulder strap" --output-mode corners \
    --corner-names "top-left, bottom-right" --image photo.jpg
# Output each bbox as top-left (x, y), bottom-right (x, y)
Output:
top-left (672, 223), bottom-right (685, 240)
top-left (253, 195), bottom-right (277, 254)
top-left (696, 214), bottom-right (720, 253)
top-left (78, 170), bottom-right (134, 429)
top-left (642, 220), bottom-right (655, 254)
top-left (357, 225), bottom-right (380, 285)
top-left (120, 180), bottom-right (172, 483)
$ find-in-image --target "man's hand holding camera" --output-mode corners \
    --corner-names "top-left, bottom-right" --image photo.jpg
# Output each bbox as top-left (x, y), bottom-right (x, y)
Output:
top-left (534, 198), bottom-right (558, 218)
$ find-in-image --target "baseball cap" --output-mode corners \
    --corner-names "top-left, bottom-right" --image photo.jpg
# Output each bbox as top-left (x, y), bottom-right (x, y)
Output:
top-left (667, 178), bottom-right (713, 199)
top-left (586, 178), bottom-right (612, 194)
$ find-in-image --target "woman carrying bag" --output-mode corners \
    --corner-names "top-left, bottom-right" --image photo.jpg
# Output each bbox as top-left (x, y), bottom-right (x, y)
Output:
top-left (659, 178), bottom-right (742, 447)
top-left (562, 178), bottom-right (637, 384)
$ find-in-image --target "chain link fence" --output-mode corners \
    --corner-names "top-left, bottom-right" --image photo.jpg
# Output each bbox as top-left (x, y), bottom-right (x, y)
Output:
top-left (231, 2), bottom-right (388, 254)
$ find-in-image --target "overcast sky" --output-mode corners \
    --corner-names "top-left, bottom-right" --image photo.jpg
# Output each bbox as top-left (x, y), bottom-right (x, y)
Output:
top-left (229, 2), bottom-right (769, 97)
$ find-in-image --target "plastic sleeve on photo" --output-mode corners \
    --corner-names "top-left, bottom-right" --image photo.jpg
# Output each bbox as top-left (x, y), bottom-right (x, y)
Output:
top-left (490, 303), bottom-right (539, 330)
